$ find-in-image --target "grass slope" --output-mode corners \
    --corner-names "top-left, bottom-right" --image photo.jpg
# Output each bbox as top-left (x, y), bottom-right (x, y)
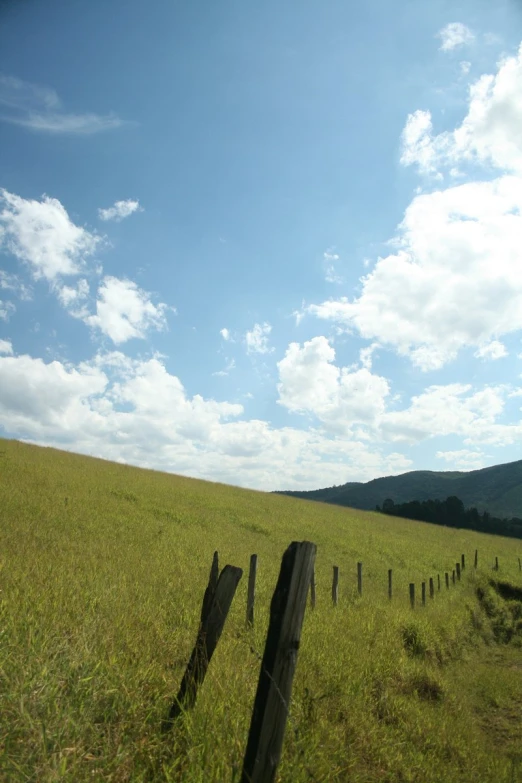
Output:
top-left (276, 459), bottom-right (522, 520)
top-left (0, 438), bottom-right (521, 782)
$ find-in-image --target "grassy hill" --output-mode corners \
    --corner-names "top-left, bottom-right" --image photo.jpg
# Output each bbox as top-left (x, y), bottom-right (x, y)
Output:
top-left (275, 459), bottom-right (522, 519)
top-left (1, 438), bottom-right (521, 782)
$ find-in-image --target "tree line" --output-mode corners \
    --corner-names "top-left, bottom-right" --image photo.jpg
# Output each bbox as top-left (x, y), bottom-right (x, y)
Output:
top-left (376, 495), bottom-right (522, 540)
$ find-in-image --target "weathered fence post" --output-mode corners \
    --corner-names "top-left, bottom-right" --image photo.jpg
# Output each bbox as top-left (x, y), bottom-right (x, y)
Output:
top-left (456, 562), bottom-right (461, 581)
top-left (429, 577), bottom-right (434, 599)
top-left (474, 549), bottom-right (478, 569)
top-left (452, 569), bottom-right (456, 584)
top-left (495, 556), bottom-right (499, 571)
top-left (388, 569), bottom-right (393, 600)
top-left (163, 553), bottom-right (242, 729)
top-left (240, 541), bottom-right (316, 783)
top-left (519, 557), bottom-right (521, 572)
top-left (409, 583), bottom-right (415, 609)
top-left (437, 574), bottom-right (441, 591)
top-left (247, 554), bottom-right (258, 627)
top-left (310, 568), bottom-right (316, 610)
top-left (461, 554), bottom-right (465, 570)
top-left (357, 562), bottom-right (363, 597)
top-left (421, 582), bottom-right (426, 606)
top-left (332, 566), bottom-right (339, 607)
top-left (445, 572), bottom-right (449, 589)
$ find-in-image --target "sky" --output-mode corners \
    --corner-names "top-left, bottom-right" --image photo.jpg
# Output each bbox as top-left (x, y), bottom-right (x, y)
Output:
top-left (1, 0), bottom-right (522, 492)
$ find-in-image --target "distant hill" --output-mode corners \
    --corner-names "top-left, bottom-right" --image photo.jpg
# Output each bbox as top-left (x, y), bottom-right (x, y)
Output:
top-left (275, 460), bottom-right (522, 520)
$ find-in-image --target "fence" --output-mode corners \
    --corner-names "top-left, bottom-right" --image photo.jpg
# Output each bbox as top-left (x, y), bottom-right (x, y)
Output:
top-left (161, 542), bottom-right (521, 782)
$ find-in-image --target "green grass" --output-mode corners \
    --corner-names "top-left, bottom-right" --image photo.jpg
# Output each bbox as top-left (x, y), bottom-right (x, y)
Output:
top-left (1, 438), bottom-right (521, 782)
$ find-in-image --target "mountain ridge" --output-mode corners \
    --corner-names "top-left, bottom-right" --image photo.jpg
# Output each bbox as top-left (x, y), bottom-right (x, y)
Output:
top-left (274, 459), bottom-right (522, 520)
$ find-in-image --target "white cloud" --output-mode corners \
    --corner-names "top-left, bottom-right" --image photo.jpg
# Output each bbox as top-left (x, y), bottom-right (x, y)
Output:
top-left (0, 74), bottom-right (123, 134)
top-left (58, 279), bottom-right (90, 309)
top-left (307, 176), bottom-right (522, 370)
top-left (436, 449), bottom-right (486, 470)
top-left (460, 61), bottom-right (471, 76)
top-left (85, 276), bottom-right (169, 344)
top-left (0, 189), bottom-right (101, 281)
top-left (0, 338), bottom-right (13, 354)
top-left (98, 199), bottom-right (142, 222)
top-left (401, 43), bottom-right (522, 176)
top-left (212, 358), bottom-right (236, 377)
top-left (0, 300), bottom-right (16, 320)
top-left (0, 348), bottom-right (413, 490)
top-left (323, 249), bottom-right (342, 284)
top-left (245, 322), bottom-right (274, 355)
top-left (220, 327), bottom-right (231, 341)
top-left (277, 336), bottom-right (390, 432)
top-left (0, 270), bottom-right (31, 300)
top-left (359, 343), bottom-right (380, 370)
top-left (437, 23), bottom-right (475, 52)
top-left (474, 340), bottom-right (508, 360)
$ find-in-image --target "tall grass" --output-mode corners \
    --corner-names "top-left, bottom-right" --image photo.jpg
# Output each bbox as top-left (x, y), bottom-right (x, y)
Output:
top-left (0, 439), bottom-right (521, 782)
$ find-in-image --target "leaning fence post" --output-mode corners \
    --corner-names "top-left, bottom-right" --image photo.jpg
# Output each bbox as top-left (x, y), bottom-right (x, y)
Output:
top-left (332, 566), bottom-right (339, 607)
top-left (310, 568), bottom-right (316, 609)
top-left (445, 572), bottom-right (449, 589)
top-left (357, 562), bottom-right (363, 596)
top-left (421, 582), bottom-right (426, 606)
top-left (247, 554), bottom-right (258, 627)
top-left (240, 541), bottom-right (316, 783)
top-left (429, 577), bottom-right (434, 599)
top-left (456, 562), bottom-right (461, 581)
top-left (163, 555), bottom-right (242, 729)
top-left (388, 569), bottom-right (393, 600)
top-left (474, 550), bottom-right (478, 569)
top-left (409, 583), bottom-right (415, 609)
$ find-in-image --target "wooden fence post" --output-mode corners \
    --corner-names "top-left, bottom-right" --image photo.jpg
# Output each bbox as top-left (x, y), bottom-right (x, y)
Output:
top-left (310, 568), bottom-right (316, 610)
top-left (452, 569), bottom-right (456, 584)
top-left (461, 554), bottom-right (465, 570)
top-left (388, 569), bottom-right (393, 600)
top-left (409, 583), bottom-right (415, 609)
top-left (332, 566), bottom-right (339, 607)
top-left (240, 541), bottom-right (316, 783)
top-left (519, 557), bottom-right (521, 572)
top-left (429, 577), bottom-right (434, 599)
top-left (357, 562), bottom-right (363, 597)
top-left (474, 549), bottom-right (478, 569)
top-left (495, 556), bottom-right (499, 571)
top-left (456, 563), bottom-right (461, 581)
top-left (247, 554), bottom-right (258, 627)
top-left (421, 582), bottom-right (426, 606)
top-left (437, 574), bottom-right (441, 592)
top-left (445, 572), bottom-right (449, 589)
top-left (163, 555), bottom-right (242, 729)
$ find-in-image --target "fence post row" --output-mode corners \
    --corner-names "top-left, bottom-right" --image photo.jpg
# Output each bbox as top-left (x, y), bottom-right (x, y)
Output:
top-left (461, 554), bottom-right (465, 570)
top-left (474, 549), bottom-right (478, 569)
top-left (409, 583), bottom-right (415, 609)
top-left (445, 572), bottom-right (449, 589)
top-left (247, 554), bottom-right (258, 627)
top-left (241, 541), bottom-right (316, 783)
top-left (456, 563), bottom-right (461, 581)
top-left (452, 569), bottom-right (456, 584)
top-left (429, 577), bottom-right (434, 599)
top-left (163, 552), bottom-right (242, 729)
top-left (357, 562), bottom-right (363, 596)
top-left (437, 574), bottom-right (441, 591)
top-left (421, 582), bottom-right (426, 606)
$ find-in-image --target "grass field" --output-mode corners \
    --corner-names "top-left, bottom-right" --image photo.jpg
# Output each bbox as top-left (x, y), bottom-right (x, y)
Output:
top-left (1, 438), bottom-right (521, 782)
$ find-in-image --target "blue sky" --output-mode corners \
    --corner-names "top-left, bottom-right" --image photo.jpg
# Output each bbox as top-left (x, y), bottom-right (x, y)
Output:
top-left (1, 0), bottom-right (522, 491)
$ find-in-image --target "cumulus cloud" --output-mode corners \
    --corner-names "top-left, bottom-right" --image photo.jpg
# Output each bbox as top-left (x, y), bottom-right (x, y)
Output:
top-left (401, 43), bottom-right (522, 176)
top-left (0, 338), bottom-right (13, 354)
top-left (0, 189), bottom-right (101, 281)
top-left (0, 348), bottom-right (413, 490)
top-left (0, 74), bottom-right (123, 134)
top-left (98, 199), bottom-right (142, 222)
top-left (437, 22), bottom-right (475, 52)
top-left (84, 276), bottom-right (169, 344)
top-left (474, 341), bottom-right (508, 360)
top-left (245, 322), bottom-right (274, 354)
top-left (436, 449), bottom-right (486, 470)
top-left (57, 279), bottom-right (90, 309)
top-left (220, 327), bottom-right (231, 341)
top-left (277, 337), bottom-right (390, 432)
